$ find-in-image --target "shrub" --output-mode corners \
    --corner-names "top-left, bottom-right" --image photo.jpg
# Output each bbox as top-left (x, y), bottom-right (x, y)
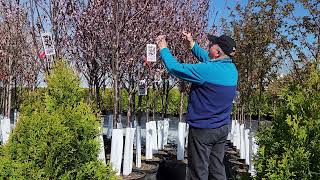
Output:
top-left (0, 60), bottom-right (117, 179)
top-left (254, 66), bottom-right (320, 179)
top-left (100, 87), bottom-right (188, 116)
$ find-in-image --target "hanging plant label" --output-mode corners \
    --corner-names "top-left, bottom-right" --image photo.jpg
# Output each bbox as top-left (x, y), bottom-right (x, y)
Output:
top-left (146, 44), bottom-right (157, 62)
top-left (138, 80), bottom-right (147, 96)
top-left (41, 32), bottom-right (55, 56)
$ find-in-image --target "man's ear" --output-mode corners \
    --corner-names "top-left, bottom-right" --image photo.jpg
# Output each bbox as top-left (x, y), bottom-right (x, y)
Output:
top-left (230, 47), bottom-right (236, 56)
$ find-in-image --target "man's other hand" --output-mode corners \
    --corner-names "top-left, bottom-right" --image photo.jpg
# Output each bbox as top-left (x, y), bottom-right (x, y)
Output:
top-left (156, 35), bottom-right (168, 50)
top-left (182, 31), bottom-right (193, 41)
top-left (182, 31), bottom-right (195, 48)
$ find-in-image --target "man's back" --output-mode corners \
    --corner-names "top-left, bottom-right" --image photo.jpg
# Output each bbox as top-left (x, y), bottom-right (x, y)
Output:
top-left (186, 58), bottom-right (238, 129)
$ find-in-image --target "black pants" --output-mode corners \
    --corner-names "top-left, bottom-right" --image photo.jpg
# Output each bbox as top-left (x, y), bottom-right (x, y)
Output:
top-left (187, 125), bottom-right (228, 180)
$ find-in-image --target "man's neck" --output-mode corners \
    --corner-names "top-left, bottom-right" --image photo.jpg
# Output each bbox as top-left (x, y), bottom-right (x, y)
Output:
top-left (214, 55), bottom-right (230, 60)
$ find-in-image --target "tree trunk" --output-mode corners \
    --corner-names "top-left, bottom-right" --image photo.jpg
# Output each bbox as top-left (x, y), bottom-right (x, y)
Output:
top-left (152, 82), bottom-right (156, 122)
top-left (0, 84), bottom-right (3, 115)
top-left (132, 91), bottom-right (136, 120)
top-left (161, 79), bottom-right (166, 118)
top-left (126, 93), bottom-right (132, 127)
top-left (164, 80), bottom-right (169, 118)
top-left (88, 80), bottom-right (94, 101)
top-left (146, 88), bottom-right (150, 123)
top-left (113, 74), bottom-right (119, 128)
top-left (112, 0), bottom-right (120, 128)
top-left (51, 0), bottom-right (59, 60)
top-left (178, 81), bottom-right (186, 122)
top-left (137, 95), bottom-right (142, 126)
top-left (119, 88), bottom-right (122, 115)
top-left (102, 80), bottom-right (107, 113)
top-left (258, 76), bottom-right (263, 124)
top-left (5, 57), bottom-right (13, 118)
top-left (95, 79), bottom-right (101, 109)
top-left (13, 78), bottom-right (17, 110)
top-left (6, 78), bottom-right (12, 118)
top-left (179, 91), bottom-right (184, 123)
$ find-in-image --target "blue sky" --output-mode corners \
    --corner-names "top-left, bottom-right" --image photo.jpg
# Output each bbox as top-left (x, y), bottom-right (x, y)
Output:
top-left (208, 0), bottom-right (311, 24)
top-left (208, 0), bottom-right (310, 32)
top-left (208, 0), bottom-right (248, 33)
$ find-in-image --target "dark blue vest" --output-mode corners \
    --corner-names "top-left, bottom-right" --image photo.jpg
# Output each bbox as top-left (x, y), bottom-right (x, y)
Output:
top-left (186, 82), bottom-right (237, 128)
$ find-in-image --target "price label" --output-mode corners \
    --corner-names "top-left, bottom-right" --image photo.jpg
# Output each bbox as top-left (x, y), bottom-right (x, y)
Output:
top-left (146, 44), bottom-right (156, 62)
top-left (138, 80), bottom-right (147, 96)
top-left (41, 32), bottom-right (55, 56)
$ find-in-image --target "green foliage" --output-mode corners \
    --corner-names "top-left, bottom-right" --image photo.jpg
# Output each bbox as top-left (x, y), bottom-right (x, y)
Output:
top-left (247, 91), bottom-right (277, 117)
top-left (100, 88), bottom-right (188, 115)
top-left (166, 89), bottom-right (188, 115)
top-left (0, 60), bottom-right (116, 179)
top-left (255, 66), bottom-right (320, 180)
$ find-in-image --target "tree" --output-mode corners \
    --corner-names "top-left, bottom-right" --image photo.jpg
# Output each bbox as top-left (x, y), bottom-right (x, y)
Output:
top-left (0, 1), bottom-right (41, 117)
top-left (226, 0), bottom-right (288, 119)
top-left (68, 0), bottom-right (111, 108)
top-left (278, 0), bottom-right (319, 84)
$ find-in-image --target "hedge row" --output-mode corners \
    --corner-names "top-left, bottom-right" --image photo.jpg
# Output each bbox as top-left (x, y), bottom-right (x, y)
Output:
top-left (99, 88), bottom-right (188, 115)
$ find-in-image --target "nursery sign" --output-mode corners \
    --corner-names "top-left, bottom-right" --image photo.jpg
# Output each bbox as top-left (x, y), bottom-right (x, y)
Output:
top-left (41, 32), bottom-right (55, 56)
top-left (146, 44), bottom-right (156, 62)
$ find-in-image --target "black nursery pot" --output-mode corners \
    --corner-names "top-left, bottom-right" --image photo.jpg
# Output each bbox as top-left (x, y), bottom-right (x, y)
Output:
top-left (143, 161), bottom-right (159, 180)
top-left (231, 166), bottom-right (251, 180)
top-left (157, 159), bottom-right (187, 180)
top-left (133, 161), bottom-right (159, 180)
top-left (123, 170), bottom-right (147, 180)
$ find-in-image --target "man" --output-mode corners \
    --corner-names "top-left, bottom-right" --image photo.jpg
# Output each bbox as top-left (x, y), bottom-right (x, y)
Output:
top-left (156, 32), bottom-right (238, 180)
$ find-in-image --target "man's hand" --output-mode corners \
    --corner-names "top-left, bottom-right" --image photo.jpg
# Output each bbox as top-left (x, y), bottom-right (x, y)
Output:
top-left (182, 31), bottom-right (193, 42)
top-left (156, 35), bottom-right (168, 50)
top-left (182, 31), bottom-right (195, 49)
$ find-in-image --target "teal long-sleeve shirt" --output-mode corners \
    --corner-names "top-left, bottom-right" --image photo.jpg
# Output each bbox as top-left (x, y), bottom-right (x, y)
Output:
top-left (159, 43), bottom-right (238, 86)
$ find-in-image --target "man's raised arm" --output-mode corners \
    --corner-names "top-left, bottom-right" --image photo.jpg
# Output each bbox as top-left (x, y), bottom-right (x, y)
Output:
top-left (156, 35), bottom-right (204, 85)
top-left (182, 31), bottom-right (210, 62)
